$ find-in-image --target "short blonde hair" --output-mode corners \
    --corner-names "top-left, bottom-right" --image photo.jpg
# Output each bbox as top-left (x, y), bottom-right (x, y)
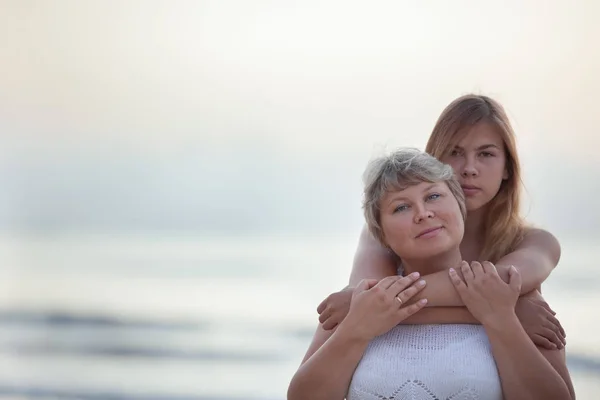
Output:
top-left (362, 148), bottom-right (466, 245)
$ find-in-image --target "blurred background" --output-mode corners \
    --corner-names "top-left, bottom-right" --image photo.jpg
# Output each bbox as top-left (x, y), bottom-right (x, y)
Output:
top-left (0, 0), bottom-right (599, 399)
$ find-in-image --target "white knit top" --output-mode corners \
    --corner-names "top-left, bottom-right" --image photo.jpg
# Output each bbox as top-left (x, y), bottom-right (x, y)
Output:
top-left (347, 324), bottom-right (503, 400)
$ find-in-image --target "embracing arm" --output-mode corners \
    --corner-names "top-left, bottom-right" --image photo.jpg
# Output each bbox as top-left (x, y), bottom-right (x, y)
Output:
top-left (409, 228), bottom-right (561, 307)
top-left (322, 226), bottom-right (560, 325)
top-left (494, 228), bottom-right (560, 293)
top-left (319, 228), bottom-right (563, 347)
top-left (348, 225), bottom-right (398, 285)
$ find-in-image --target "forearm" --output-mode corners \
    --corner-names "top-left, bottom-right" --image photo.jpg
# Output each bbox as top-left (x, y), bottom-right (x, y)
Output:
top-left (412, 265), bottom-right (544, 308)
top-left (349, 226), bottom-right (397, 286)
top-left (494, 229), bottom-right (561, 293)
top-left (288, 327), bottom-right (369, 400)
top-left (495, 263), bottom-right (546, 293)
top-left (401, 307), bottom-right (479, 324)
top-left (484, 315), bottom-right (572, 400)
top-left (408, 270), bottom-right (464, 307)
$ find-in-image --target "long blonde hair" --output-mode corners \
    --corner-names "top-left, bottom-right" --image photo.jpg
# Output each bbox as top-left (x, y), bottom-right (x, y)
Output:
top-left (425, 94), bottom-right (526, 262)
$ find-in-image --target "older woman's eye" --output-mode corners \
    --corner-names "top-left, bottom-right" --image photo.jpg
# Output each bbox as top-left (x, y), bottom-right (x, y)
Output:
top-left (427, 193), bottom-right (441, 201)
top-left (479, 151), bottom-right (494, 157)
top-left (394, 204), bottom-right (409, 213)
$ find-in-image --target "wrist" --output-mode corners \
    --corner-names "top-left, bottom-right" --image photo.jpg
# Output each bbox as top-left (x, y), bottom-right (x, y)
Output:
top-left (336, 318), bottom-right (373, 346)
top-left (481, 311), bottom-right (520, 333)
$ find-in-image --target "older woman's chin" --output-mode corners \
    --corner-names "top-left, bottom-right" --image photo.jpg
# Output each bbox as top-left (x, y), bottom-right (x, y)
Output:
top-left (391, 238), bottom-right (460, 261)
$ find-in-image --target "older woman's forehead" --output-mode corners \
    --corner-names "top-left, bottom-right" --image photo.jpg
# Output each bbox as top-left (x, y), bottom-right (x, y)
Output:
top-left (381, 181), bottom-right (448, 202)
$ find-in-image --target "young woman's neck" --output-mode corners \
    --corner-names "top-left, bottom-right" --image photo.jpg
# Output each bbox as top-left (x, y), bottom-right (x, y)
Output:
top-left (464, 206), bottom-right (487, 241)
top-left (401, 247), bottom-right (463, 276)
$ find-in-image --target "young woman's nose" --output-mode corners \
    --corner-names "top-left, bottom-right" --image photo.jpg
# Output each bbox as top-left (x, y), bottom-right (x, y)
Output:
top-left (461, 155), bottom-right (479, 177)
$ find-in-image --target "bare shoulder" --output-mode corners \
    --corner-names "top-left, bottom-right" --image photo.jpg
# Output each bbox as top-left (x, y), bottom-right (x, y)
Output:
top-left (521, 227), bottom-right (560, 247)
top-left (518, 227), bottom-right (561, 262)
top-left (537, 347), bottom-right (576, 399)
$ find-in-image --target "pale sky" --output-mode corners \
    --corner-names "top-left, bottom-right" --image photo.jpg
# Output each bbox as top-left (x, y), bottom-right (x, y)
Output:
top-left (0, 0), bottom-right (598, 234)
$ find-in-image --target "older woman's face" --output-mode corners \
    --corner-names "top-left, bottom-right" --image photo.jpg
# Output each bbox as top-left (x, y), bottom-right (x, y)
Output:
top-left (380, 181), bottom-right (464, 260)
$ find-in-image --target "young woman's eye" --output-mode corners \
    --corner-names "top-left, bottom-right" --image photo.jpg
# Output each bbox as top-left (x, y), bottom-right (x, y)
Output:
top-left (450, 149), bottom-right (461, 157)
top-left (426, 193), bottom-right (441, 201)
top-left (394, 204), bottom-right (409, 213)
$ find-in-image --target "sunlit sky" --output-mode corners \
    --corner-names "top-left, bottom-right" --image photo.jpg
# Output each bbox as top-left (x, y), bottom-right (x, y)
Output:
top-left (0, 0), bottom-right (598, 235)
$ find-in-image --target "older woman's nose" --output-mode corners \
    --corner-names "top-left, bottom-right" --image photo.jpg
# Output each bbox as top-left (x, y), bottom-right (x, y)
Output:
top-left (414, 208), bottom-right (435, 223)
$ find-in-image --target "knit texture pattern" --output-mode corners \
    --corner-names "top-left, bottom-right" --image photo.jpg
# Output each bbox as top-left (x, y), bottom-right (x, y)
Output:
top-left (347, 324), bottom-right (502, 400)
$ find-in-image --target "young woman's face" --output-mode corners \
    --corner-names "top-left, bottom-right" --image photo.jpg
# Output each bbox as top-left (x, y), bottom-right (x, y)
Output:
top-left (379, 181), bottom-right (464, 261)
top-left (441, 122), bottom-right (509, 212)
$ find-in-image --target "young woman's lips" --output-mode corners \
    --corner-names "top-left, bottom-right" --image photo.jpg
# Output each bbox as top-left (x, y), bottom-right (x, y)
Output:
top-left (461, 185), bottom-right (481, 196)
top-left (416, 226), bottom-right (443, 239)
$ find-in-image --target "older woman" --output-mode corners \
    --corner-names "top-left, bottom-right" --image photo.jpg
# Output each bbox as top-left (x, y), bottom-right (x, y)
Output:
top-left (287, 149), bottom-right (574, 400)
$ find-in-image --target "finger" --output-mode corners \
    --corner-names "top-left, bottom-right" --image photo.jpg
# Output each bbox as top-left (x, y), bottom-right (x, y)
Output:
top-left (376, 275), bottom-right (401, 290)
top-left (316, 296), bottom-right (329, 314)
top-left (481, 261), bottom-right (497, 276)
top-left (535, 299), bottom-right (552, 312)
top-left (508, 265), bottom-right (522, 293)
top-left (558, 319), bottom-right (566, 338)
top-left (397, 298), bottom-right (428, 320)
top-left (449, 268), bottom-right (468, 293)
top-left (544, 321), bottom-right (566, 346)
top-left (322, 316), bottom-right (338, 331)
top-left (395, 279), bottom-right (427, 305)
top-left (546, 314), bottom-right (565, 337)
top-left (318, 307), bottom-right (332, 324)
top-left (386, 273), bottom-right (422, 297)
top-left (470, 261), bottom-right (484, 277)
top-left (540, 327), bottom-right (563, 349)
top-left (357, 279), bottom-right (378, 292)
top-left (460, 261), bottom-right (474, 284)
top-left (382, 272), bottom-right (420, 290)
top-left (532, 334), bottom-right (558, 350)
top-left (540, 302), bottom-right (557, 317)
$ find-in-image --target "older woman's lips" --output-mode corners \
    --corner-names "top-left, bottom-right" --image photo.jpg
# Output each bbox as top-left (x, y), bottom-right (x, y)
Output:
top-left (416, 226), bottom-right (443, 239)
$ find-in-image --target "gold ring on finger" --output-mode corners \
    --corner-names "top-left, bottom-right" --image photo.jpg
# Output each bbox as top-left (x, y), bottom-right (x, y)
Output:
top-left (395, 296), bottom-right (403, 306)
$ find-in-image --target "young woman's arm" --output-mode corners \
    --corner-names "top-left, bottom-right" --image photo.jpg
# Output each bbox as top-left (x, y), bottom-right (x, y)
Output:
top-left (318, 226), bottom-right (565, 348)
top-left (494, 228), bottom-right (561, 293)
top-left (319, 226), bottom-right (560, 324)
top-left (319, 226), bottom-right (476, 326)
top-left (348, 224), bottom-right (398, 284)
top-left (408, 228), bottom-right (561, 307)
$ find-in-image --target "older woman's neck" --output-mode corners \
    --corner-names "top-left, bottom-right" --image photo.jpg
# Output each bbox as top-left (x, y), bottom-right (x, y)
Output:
top-left (401, 248), bottom-right (463, 276)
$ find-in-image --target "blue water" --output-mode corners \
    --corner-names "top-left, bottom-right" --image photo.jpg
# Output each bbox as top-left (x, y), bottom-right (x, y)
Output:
top-left (0, 233), bottom-right (598, 399)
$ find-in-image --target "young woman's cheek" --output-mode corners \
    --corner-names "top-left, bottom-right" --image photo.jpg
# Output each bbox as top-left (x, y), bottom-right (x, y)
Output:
top-left (442, 158), bottom-right (461, 173)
